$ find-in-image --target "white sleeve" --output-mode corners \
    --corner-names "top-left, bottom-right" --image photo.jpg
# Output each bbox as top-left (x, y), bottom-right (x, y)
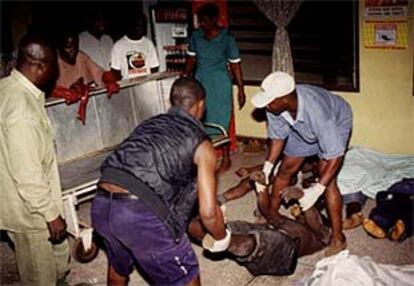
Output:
top-left (110, 44), bottom-right (121, 70)
top-left (147, 40), bottom-right (160, 68)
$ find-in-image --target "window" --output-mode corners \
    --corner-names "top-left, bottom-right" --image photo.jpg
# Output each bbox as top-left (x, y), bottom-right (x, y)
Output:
top-left (228, 0), bottom-right (359, 92)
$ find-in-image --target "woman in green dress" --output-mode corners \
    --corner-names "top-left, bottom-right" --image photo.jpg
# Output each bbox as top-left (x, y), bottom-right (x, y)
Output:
top-left (184, 3), bottom-right (246, 173)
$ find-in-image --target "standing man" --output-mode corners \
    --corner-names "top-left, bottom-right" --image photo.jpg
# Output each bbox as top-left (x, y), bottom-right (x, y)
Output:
top-left (251, 71), bottom-right (352, 256)
top-left (79, 10), bottom-right (113, 70)
top-left (91, 77), bottom-right (230, 286)
top-left (110, 13), bottom-right (159, 80)
top-left (0, 32), bottom-right (70, 285)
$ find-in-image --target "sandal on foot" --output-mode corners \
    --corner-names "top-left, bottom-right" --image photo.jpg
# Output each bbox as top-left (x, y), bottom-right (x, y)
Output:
top-left (342, 212), bottom-right (364, 230)
top-left (363, 218), bottom-right (386, 239)
top-left (390, 219), bottom-right (406, 241)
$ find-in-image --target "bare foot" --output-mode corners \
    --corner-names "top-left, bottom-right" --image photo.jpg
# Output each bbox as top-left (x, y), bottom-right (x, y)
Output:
top-left (342, 212), bottom-right (364, 230)
top-left (363, 218), bottom-right (385, 239)
top-left (324, 236), bottom-right (347, 257)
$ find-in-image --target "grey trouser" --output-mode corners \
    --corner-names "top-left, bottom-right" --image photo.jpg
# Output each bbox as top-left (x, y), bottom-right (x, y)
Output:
top-left (7, 230), bottom-right (70, 286)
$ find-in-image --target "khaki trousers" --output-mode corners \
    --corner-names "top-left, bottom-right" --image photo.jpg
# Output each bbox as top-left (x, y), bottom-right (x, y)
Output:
top-left (8, 230), bottom-right (70, 286)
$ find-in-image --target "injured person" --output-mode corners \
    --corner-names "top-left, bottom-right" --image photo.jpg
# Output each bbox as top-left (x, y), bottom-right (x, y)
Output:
top-left (187, 185), bottom-right (331, 276)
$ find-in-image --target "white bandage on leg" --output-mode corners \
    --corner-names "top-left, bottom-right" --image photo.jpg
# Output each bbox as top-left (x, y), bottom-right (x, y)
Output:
top-left (262, 161), bottom-right (274, 185)
top-left (202, 229), bottom-right (232, 253)
top-left (271, 162), bottom-right (280, 177)
top-left (254, 181), bottom-right (267, 193)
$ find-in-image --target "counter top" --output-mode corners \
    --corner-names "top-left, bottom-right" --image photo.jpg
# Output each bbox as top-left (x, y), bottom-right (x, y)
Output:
top-left (45, 71), bottom-right (179, 107)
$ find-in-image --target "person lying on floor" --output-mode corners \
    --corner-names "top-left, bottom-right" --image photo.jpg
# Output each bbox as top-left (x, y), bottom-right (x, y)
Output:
top-left (362, 178), bottom-right (414, 242)
top-left (229, 159), bottom-right (367, 231)
top-left (187, 186), bottom-right (331, 276)
top-left (224, 156), bottom-right (319, 204)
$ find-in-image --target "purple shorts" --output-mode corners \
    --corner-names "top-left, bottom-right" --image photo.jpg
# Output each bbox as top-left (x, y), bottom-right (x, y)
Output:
top-left (91, 190), bottom-right (199, 285)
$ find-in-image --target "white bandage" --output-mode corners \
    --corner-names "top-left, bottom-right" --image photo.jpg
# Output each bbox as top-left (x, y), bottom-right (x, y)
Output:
top-left (298, 183), bottom-right (326, 211)
top-left (253, 161), bottom-right (274, 194)
top-left (262, 161), bottom-right (274, 185)
top-left (254, 182), bottom-right (267, 194)
top-left (202, 229), bottom-right (232, 253)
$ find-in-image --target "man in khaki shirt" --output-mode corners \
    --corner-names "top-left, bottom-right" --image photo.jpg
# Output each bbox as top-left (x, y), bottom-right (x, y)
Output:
top-left (0, 32), bottom-right (70, 285)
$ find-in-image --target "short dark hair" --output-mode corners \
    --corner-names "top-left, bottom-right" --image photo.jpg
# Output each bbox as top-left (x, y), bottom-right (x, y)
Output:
top-left (170, 77), bottom-right (205, 110)
top-left (126, 13), bottom-right (147, 30)
top-left (57, 25), bottom-right (79, 48)
top-left (17, 31), bottom-right (55, 67)
top-left (197, 3), bottom-right (219, 20)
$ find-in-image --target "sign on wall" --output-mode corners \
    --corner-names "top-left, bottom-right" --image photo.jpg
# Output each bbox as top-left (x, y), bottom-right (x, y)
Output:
top-left (364, 0), bottom-right (408, 18)
top-left (363, 0), bottom-right (409, 49)
top-left (364, 21), bottom-right (408, 49)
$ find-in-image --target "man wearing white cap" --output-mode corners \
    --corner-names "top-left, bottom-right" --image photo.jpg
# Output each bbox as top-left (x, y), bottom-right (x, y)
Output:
top-left (251, 71), bottom-right (352, 256)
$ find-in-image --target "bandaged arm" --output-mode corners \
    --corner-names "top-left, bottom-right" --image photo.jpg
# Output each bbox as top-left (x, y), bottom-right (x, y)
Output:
top-left (255, 139), bottom-right (285, 193)
top-left (194, 140), bottom-right (230, 252)
top-left (265, 139), bottom-right (285, 174)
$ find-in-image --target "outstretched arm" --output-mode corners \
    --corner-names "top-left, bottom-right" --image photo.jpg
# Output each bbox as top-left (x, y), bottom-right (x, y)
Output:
top-left (267, 139), bottom-right (285, 164)
top-left (194, 140), bottom-right (226, 241)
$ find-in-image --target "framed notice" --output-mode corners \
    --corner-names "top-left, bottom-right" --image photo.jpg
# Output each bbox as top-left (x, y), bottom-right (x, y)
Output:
top-left (364, 21), bottom-right (408, 49)
top-left (364, 0), bottom-right (408, 20)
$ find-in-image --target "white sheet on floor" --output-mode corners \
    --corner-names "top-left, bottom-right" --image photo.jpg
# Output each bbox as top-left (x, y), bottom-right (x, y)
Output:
top-left (338, 146), bottom-right (414, 198)
top-left (305, 250), bottom-right (414, 286)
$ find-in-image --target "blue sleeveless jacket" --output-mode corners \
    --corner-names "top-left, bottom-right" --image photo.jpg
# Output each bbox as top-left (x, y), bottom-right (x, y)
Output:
top-left (101, 106), bottom-right (207, 241)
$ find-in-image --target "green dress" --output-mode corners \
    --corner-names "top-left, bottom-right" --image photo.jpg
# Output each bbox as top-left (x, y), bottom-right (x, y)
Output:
top-left (188, 28), bottom-right (240, 133)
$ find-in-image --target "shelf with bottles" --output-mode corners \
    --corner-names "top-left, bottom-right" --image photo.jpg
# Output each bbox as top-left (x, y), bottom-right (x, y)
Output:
top-left (164, 44), bottom-right (188, 73)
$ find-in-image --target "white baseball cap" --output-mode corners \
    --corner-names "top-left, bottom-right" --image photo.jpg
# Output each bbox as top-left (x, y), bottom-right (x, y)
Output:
top-left (251, 71), bottom-right (295, 108)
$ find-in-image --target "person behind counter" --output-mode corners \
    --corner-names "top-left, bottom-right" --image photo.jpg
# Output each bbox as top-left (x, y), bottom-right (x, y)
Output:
top-left (110, 13), bottom-right (159, 80)
top-left (79, 10), bottom-right (113, 70)
top-left (56, 27), bottom-right (104, 88)
top-left (0, 31), bottom-right (70, 285)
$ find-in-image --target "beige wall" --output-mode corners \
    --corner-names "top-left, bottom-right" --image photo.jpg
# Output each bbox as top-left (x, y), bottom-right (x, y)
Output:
top-left (235, 2), bottom-right (414, 155)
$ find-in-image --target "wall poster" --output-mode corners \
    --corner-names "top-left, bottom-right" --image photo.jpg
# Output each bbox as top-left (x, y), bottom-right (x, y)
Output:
top-left (363, 0), bottom-right (409, 49)
top-left (364, 21), bottom-right (408, 49)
